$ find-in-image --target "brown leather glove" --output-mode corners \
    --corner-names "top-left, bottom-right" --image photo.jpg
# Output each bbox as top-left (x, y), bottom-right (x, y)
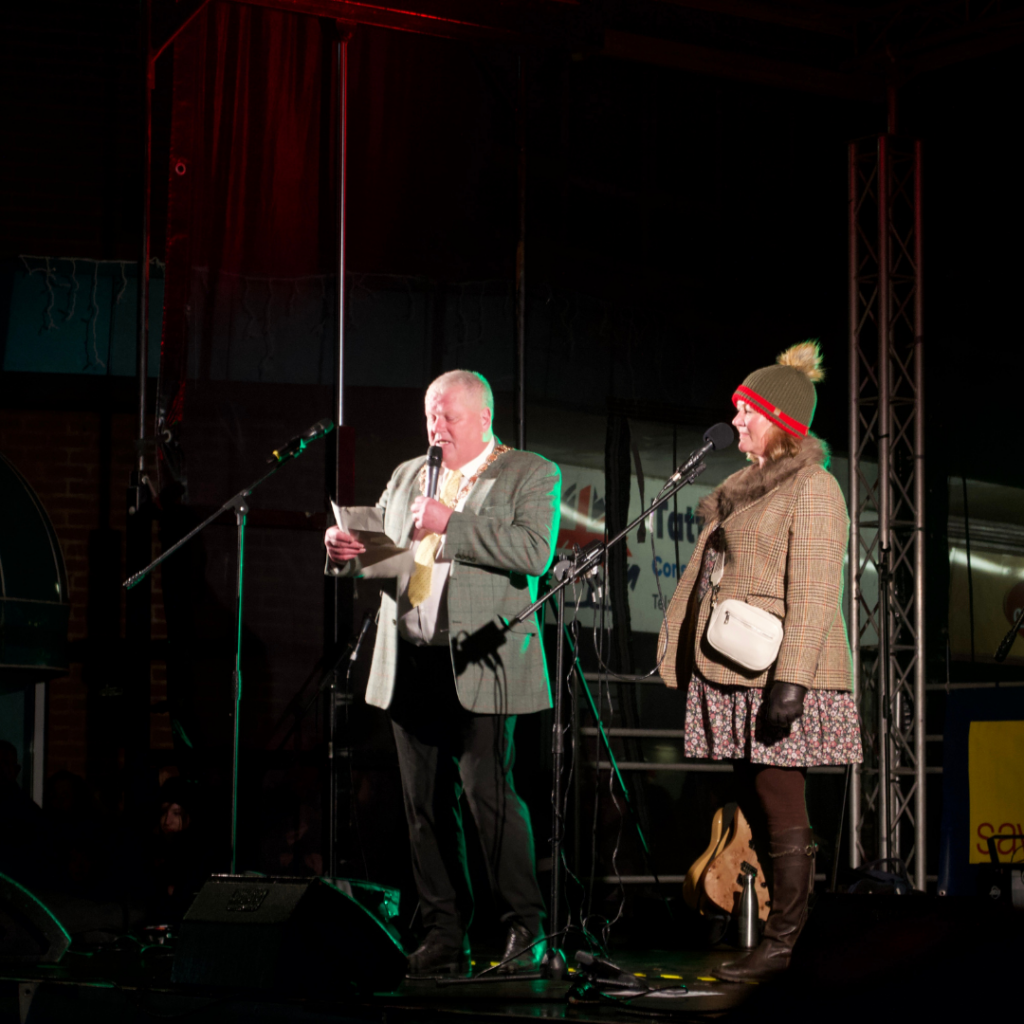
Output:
top-left (764, 682), bottom-right (806, 729)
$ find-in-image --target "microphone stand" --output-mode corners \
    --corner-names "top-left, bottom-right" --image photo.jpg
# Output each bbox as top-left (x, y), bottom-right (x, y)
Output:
top-left (995, 595), bottom-right (1024, 663)
top-left (442, 457), bottom-right (710, 986)
top-left (509, 457), bottom-right (710, 980)
top-left (124, 431), bottom-right (330, 874)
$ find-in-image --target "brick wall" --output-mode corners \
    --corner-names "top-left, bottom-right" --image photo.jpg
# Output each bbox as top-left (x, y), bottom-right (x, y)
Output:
top-left (0, 408), bottom-right (171, 781)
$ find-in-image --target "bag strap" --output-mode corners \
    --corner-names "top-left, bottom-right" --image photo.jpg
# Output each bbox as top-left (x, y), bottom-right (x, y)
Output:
top-left (708, 551), bottom-right (724, 610)
top-left (710, 557), bottom-right (724, 587)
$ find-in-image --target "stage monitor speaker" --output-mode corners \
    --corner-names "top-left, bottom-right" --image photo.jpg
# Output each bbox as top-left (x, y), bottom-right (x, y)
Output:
top-left (729, 893), bottom-right (1024, 1021)
top-left (171, 875), bottom-right (406, 995)
top-left (790, 891), bottom-right (1022, 984)
top-left (0, 872), bottom-right (72, 963)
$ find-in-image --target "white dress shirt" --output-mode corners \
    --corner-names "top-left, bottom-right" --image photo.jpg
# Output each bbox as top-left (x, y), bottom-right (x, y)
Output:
top-left (397, 439), bottom-right (495, 647)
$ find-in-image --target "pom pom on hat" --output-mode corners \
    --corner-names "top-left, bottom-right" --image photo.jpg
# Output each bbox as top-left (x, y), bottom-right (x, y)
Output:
top-left (732, 339), bottom-right (824, 437)
top-left (776, 340), bottom-right (825, 383)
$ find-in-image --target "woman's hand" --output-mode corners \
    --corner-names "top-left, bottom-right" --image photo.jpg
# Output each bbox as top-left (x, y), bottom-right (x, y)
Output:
top-left (764, 681), bottom-right (806, 729)
top-left (324, 526), bottom-right (365, 563)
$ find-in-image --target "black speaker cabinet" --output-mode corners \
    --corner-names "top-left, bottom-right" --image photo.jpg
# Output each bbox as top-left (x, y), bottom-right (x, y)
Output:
top-left (0, 872), bottom-right (71, 964)
top-left (729, 893), bottom-right (1024, 1022)
top-left (171, 875), bottom-right (406, 995)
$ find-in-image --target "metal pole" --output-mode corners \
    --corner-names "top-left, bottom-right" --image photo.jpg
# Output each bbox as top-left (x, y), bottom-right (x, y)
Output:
top-left (329, 25), bottom-right (350, 880)
top-left (876, 134), bottom-right (892, 860)
top-left (847, 140), bottom-right (862, 870)
top-left (514, 56), bottom-right (527, 451)
top-left (848, 123), bottom-right (927, 879)
top-left (547, 584), bottom-right (566, 972)
top-left (137, 1), bottom-right (151, 460)
top-left (125, 0), bottom-right (154, 823)
top-left (912, 139), bottom-right (927, 891)
top-left (550, 585), bottom-right (565, 928)
top-left (328, 654), bottom-right (338, 877)
top-left (831, 765), bottom-right (852, 891)
top-left (336, 28), bottom-right (349, 436)
top-left (230, 502), bottom-right (248, 874)
top-left (571, 667), bottom-right (581, 885)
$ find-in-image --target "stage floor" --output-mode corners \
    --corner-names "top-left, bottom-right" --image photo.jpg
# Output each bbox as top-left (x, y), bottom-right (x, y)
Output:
top-left (386, 948), bottom-right (751, 1019)
top-left (2, 946), bottom-right (755, 1023)
top-left (6, 893), bottom-right (1022, 1023)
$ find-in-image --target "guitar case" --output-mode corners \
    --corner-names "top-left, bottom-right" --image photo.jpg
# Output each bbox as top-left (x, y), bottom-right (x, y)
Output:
top-left (683, 802), bottom-right (771, 923)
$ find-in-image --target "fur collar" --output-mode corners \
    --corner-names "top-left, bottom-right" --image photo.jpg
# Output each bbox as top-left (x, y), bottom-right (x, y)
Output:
top-left (698, 435), bottom-right (831, 524)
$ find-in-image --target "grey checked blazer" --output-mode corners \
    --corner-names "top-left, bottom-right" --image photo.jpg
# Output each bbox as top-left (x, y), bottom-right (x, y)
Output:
top-left (328, 448), bottom-right (561, 715)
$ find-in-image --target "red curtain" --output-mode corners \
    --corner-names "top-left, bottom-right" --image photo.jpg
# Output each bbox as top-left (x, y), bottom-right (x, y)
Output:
top-left (198, 4), bottom-right (328, 277)
top-left (157, 4), bottom-right (518, 467)
top-left (159, 1), bottom-right (333, 460)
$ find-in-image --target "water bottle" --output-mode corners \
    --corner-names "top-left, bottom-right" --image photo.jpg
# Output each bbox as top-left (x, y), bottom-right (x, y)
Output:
top-left (737, 862), bottom-right (759, 950)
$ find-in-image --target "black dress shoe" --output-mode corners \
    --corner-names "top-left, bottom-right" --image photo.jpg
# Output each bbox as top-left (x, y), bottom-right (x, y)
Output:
top-left (497, 922), bottom-right (547, 974)
top-left (406, 933), bottom-right (471, 979)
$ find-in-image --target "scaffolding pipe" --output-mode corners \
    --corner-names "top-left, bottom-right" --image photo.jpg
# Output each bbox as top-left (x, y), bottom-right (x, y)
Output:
top-left (913, 139), bottom-right (927, 891)
top-left (847, 140), bottom-right (862, 870)
top-left (514, 56), bottom-right (527, 451)
top-left (328, 24), bottom-right (350, 880)
top-left (137, 0), bottom-right (151, 477)
top-left (848, 131), bottom-right (926, 884)
top-left (125, 0), bottom-right (155, 823)
top-left (876, 133), bottom-right (892, 860)
top-left (335, 28), bottom-right (349, 437)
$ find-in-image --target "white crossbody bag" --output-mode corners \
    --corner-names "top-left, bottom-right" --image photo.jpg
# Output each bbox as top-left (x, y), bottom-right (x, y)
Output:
top-left (705, 558), bottom-right (784, 672)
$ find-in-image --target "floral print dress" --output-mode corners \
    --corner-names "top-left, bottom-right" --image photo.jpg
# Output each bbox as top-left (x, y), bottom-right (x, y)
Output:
top-left (682, 545), bottom-right (863, 766)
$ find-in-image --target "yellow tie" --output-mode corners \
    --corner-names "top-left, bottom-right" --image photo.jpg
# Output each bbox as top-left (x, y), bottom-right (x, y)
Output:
top-left (407, 470), bottom-right (462, 608)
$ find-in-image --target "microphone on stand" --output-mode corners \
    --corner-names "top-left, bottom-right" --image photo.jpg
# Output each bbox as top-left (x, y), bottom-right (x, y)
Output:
top-left (350, 611), bottom-right (373, 662)
top-left (425, 445), bottom-right (443, 499)
top-left (268, 418), bottom-right (334, 463)
top-left (667, 422), bottom-right (735, 483)
top-left (994, 604), bottom-right (1024, 663)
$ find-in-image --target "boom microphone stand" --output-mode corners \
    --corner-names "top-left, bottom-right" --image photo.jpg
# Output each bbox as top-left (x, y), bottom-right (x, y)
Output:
top-left (124, 419), bottom-right (334, 873)
top-left (994, 593), bottom-right (1024, 663)
top-left (511, 423), bottom-right (734, 978)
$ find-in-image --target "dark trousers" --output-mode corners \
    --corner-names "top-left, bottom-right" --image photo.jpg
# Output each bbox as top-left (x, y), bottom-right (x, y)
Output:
top-left (389, 640), bottom-right (546, 945)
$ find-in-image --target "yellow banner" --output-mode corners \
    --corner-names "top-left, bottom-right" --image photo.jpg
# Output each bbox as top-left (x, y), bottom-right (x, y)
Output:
top-left (968, 720), bottom-right (1024, 864)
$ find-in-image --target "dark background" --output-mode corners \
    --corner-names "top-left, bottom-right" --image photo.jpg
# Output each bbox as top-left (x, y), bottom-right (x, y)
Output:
top-left (4, 4), bottom-right (1022, 471)
top-left (1, 0), bottom-right (1022, 933)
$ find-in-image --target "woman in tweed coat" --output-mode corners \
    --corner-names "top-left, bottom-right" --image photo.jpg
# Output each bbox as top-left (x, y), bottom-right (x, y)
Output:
top-left (660, 342), bottom-right (862, 982)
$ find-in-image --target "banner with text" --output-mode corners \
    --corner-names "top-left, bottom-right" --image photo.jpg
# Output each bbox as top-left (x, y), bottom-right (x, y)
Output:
top-left (554, 464), bottom-right (715, 635)
top-left (968, 719), bottom-right (1024, 864)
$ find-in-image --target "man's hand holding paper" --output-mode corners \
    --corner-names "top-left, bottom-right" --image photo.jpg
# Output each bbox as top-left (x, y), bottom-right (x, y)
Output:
top-left (327, 501), bottom-right (415, 578)
top-left (324, 526), bottom-right (365, 563)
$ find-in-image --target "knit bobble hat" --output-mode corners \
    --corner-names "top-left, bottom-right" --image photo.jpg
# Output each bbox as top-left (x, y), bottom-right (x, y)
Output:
top-left (732, 340), bottom-right (825, 437)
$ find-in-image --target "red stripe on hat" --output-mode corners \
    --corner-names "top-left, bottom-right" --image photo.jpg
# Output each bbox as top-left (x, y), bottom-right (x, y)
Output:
top-left (732, 385), bottom-right (808, 437)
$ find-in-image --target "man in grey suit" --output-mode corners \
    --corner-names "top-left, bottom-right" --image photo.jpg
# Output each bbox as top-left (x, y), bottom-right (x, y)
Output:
top-left (324, 370), bottom-right (560, 978)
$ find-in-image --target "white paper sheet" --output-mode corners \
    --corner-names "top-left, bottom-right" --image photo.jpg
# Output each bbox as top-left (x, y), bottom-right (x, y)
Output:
top-left (330, 502), bottom-right (414, 579)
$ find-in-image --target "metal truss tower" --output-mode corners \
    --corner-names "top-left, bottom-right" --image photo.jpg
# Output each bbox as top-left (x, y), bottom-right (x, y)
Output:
top-left (848, 134), bottom-right (926, 890)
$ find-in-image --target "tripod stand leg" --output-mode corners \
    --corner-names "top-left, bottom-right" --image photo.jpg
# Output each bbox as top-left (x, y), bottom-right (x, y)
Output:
top-left (563, 626), bottom-right (659, 867)
top-left (230, 504), bottom-right (247, 874)
top-left (545, 586), bottom-right (567, 976)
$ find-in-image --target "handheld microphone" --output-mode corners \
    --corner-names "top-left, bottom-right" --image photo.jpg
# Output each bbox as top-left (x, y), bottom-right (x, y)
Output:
top-left (668, 422), bottom-right (734, 482)
top-left (268, 418), bottom-right (334, 463)
top-left (425, 445), bottom-right (443, 499)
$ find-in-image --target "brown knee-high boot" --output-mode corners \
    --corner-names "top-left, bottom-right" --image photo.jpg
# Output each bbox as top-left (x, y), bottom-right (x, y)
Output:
top-left (715, 826), bottom-right (815, 982)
